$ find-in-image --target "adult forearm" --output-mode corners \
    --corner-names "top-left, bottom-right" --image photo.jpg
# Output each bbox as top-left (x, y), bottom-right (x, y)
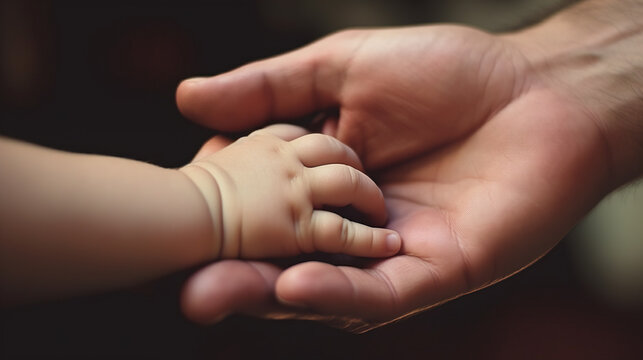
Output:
top-left (507, 0), bottom-right (643, 188)
top-left (0, 137), bottom-right (215, 305)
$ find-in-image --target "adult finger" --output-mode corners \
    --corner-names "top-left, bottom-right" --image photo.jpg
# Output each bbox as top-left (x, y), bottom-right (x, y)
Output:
top-left (305, 164), bottom-right (386, 224)
top-left (304, 211), bottom-right (400, 257)
top-left (175, 31), bottom-right (368, 131)
top-left (275, 256), bottom-right (450, 325)
top-left (180, 259), bottom-right (373, 330)
top-left (181, 260), bottom-right (283, 324)
top-left (275, 261), bottom-right (397, 323)
top-left (290, 133), bottom-right (362, 170)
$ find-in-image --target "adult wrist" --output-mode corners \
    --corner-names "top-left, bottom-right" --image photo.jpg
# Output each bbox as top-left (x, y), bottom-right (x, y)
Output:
top-left (504, 0), bottom-right (643, 188)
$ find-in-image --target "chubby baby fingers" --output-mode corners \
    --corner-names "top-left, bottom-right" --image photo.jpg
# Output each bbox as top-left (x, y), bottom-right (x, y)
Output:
top-left (307, 210), bottom-right (401, 257)
top-left (305, 164), bottom-right (387, 225)
top-left (290, 133), bottom-right (363, 170)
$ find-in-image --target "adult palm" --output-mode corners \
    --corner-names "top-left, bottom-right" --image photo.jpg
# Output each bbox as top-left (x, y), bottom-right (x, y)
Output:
top-left (176, 25), bottom-right (610, 331)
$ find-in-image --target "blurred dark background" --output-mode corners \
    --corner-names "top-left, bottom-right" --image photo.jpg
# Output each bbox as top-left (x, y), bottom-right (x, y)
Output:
top-left (1, 0), bottom-right (641, 359)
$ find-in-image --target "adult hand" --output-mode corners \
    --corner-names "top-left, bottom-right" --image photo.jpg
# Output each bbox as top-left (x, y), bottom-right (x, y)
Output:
top-left (176, 4), bottom-right (643, 331)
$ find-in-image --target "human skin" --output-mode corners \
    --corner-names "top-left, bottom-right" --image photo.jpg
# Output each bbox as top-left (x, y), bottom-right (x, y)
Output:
top-left (182, 124), bottom-right (400, 260)
top-left (176, 0), bottom-right (643, 331)
top-left (0, 127), bottom-right (398, 305)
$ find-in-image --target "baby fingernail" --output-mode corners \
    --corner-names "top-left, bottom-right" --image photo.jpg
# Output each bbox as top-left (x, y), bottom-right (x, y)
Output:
top-left (386, 233), bottom-right (401, 252)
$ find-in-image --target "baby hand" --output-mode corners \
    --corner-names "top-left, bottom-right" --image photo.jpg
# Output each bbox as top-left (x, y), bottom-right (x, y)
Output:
top-left (181, 125), bottom-right (401, 259)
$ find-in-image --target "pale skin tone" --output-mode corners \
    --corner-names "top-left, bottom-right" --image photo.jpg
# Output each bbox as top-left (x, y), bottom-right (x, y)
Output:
top-left (176, 0), bottom-right (643, 331)
top-left (0, 127), bottom-right (400, 306)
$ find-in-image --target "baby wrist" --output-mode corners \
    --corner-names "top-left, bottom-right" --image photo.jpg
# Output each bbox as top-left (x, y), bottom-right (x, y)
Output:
top-left (179, 164), bottom-right (225, 260)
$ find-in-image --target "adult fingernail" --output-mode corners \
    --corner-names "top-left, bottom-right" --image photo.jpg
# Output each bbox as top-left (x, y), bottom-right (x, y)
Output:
top-left (386, 233), bottom-right (401, 252)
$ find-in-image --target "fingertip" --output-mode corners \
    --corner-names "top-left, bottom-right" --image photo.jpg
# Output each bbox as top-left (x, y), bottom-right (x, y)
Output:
top-left (362, 229), bottom-right (401, 257)
top-left (180, 260), bottom-right (277, 325)
top-left (176, 77), bottom-right (207, 119)
top-left (274, 263), bottom-right (313, 304)
top-left (180, 265), bottom-right (224, 324)
top-left (177, 69), bottom-right (276, 132)
top-left (384, 232), bottom-right (401, 254)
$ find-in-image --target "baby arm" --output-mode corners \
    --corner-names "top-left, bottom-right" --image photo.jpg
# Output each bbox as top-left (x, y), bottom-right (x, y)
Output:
top-left (0, 136), bottom-right (215, 305)
top-left (0, 126), bottom-right (398, 305)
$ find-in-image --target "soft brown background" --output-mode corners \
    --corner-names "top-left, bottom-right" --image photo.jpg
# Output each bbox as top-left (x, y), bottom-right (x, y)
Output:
top-left (1, 0), bottom-right (641, 359)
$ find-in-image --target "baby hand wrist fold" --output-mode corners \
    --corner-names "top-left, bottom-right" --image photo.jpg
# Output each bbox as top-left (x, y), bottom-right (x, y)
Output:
top-left (179, 163), bottom-right (226, 260)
